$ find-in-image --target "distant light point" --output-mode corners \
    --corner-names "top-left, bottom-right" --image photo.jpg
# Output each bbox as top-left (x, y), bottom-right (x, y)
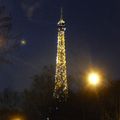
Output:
top-left (20, 39), bottom-right (27, 45)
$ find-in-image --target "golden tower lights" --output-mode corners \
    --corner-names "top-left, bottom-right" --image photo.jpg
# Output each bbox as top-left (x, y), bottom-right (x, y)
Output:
top-left (53, 9), bottom-right (68, 101)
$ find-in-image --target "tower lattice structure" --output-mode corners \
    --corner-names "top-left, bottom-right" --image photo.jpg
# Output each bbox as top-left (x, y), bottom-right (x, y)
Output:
top-left (53, 9), bottom-right (68, 101)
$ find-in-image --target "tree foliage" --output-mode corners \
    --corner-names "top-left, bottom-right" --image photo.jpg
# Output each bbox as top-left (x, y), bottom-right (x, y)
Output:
top-left (23, 66), bottom-right (55, 120)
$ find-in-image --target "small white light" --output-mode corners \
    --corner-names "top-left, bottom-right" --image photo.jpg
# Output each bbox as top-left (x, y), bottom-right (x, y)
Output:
top-left (20, 40), bottom-right (27, 45)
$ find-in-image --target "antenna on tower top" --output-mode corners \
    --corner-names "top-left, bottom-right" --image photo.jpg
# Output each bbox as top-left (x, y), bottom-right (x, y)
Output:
top-left (58, 7), bottom-right (65, 25)
top-left (60, 8), bottom-right (63, 20)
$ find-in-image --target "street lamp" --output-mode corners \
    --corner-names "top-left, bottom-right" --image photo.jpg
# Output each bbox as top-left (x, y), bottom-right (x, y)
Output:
top-left (12, 118), bottom-right (22, 120)
top-left (86, 69), bottom-right (104, 89)
top-left (87, 72), bottom-right (100, 86)
top-left (10, 115), bottom-right (24, 120)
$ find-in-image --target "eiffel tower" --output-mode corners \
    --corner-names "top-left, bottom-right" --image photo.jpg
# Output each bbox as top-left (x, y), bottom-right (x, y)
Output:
top-left (53, 9), bottom-right (68, 101)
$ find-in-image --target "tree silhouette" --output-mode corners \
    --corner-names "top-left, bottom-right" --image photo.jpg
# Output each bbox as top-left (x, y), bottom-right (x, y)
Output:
top-left (23, 66), bottom-right (55, 120)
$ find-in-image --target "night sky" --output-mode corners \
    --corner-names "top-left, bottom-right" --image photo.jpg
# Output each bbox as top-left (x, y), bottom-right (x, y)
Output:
top-left (0, 0), bottom-right (120, 91)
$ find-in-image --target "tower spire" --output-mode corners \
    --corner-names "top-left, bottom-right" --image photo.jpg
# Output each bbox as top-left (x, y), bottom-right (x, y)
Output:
top-left (60, 8), bottom-right (63, 20)
top-left (58, 8), bottom-right (65, 27)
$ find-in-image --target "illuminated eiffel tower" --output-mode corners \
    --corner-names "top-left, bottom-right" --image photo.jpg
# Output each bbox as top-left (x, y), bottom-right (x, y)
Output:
top-left (53, 9), bottom-right (68, 101)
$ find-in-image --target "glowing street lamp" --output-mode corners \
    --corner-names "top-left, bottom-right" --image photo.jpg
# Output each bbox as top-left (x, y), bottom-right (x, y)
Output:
top-left (10, 115), bottom-right (24, 120)
top-left (87, 71), bottom-right (101, 87)
top-left (12, 118), bottom-right (22, 120)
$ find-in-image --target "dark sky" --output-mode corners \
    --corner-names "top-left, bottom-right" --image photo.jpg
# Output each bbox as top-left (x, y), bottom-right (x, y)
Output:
top-left (0, 0), bottom-right (120, 91)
